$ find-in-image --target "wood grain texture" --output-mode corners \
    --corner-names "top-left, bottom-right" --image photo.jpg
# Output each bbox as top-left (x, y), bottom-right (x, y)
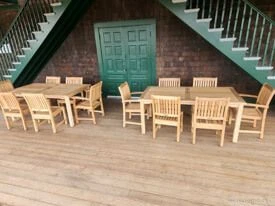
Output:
top-left (0, 98), bottom-right (274, 206)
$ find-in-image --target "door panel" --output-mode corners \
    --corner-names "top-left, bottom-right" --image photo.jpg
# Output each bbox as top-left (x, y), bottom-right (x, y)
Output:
top-left (95, 20), bottom-right (156, 96)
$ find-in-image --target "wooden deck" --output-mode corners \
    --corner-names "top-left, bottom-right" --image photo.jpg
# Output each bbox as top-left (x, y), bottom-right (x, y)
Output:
top-left (0, 98), bottom-right (274, 206)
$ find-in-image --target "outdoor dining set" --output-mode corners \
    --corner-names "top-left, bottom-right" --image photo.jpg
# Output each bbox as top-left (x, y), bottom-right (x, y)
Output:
top-left (0, 77), bottom-right (274, 147)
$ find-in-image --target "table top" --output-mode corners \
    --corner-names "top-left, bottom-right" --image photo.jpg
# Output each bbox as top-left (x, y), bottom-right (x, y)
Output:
top-left (141, 86), bottom-right (245, 106)
top-left (13, 83), bottom-right (89, 99)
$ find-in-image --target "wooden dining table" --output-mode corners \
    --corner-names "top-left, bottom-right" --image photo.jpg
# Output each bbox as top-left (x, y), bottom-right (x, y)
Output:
top-left (12, 83), bottom-right (89, 127)
top-left (140, 86), bottom-right (246, 143)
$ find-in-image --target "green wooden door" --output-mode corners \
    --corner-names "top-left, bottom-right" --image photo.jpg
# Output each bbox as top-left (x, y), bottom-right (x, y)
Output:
top-left (94, 20), bottom-right (156, 95)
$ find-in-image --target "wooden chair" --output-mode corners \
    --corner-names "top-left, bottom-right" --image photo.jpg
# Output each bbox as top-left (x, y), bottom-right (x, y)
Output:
top-left (118, 82), bottom-right (148, 130)
top-left (73, 81), bottom-right (104, 124)
top-left (0, 80), bottom-right (14, 92)
top-left (158, 78), bottom-right (181, 87)
top-left (57, 77), bottom-right (84, 106)
top-left (193, 77), bottom-right (218, 87)
top-left (151, 95), bottom-right (183, 142)
top-left (22, 93), bottom-right (67, 133)
top-left (45, 76), bottom-right (61, 84)
top-left (231, 83), bottom-right (275, 139)
top-left (192, 97), bottom-right (230, 147)
top-left (0, 92), bottom-right (29, 130)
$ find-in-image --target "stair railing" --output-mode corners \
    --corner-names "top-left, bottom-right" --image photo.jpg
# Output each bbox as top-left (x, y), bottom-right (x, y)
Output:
top-left (187, 0), bottom-right (274, 70)
top-left (0, 0), bottom-right (60, 81)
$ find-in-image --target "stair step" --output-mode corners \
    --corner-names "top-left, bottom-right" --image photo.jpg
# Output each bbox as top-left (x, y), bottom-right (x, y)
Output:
top-left (44, 12), bottom-right (55, 17)
top-left (184, 8), bottom-right (200, 13)
top-left (22, 47), bottom-right (31, 51)
top-left (12, 62), bottom-right (21, 65)
top-left (208, 28), bottom-right (224, 32)
top-left (27, 39), bottom-right (37, 43)
top-left (3, 75), bottom-right (12, 78)
top-left (267, 76), bottom-right (275, 80)
top-left (256, 66), bottom-right (273, 70)
top-left (38, 22), bottom-right (50, 26)
top-left (232, 47), bottom-right (249, 51)
top-left (244, 56), bottom-right (261, 61)
top-left (8, 68), bottom-right (16, 72)
top-left (196, 18), bottom-right (212, 23)
top-left (51, 2), bottom-right (62, 7)
top-left (172, 0), bottom-right (187, 3)
top-left (17, 54), bottom-right (26, 58)
top-left (220, 37), bottom-right (236, 42)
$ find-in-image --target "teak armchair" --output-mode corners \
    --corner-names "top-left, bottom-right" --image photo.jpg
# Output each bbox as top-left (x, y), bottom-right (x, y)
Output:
top-left (22, 93), bottom-right (67, 133)
top-left (0, 80), bottom-right (14, 92)
top-left (73, 81), bottom-right (104, 124)
top-left (193, 77), bottom-right (218, 87)
top-left (45, 76), bottom-right (61, 84)
top-left (192, 97), bottom-right (230, 147)
top-left (118, 82), bottom-right (148, 131)
top-left (151, 95), bottom-right (183, 142)
top-left (158, 78), bottom-right (181, 87)
top-left (0, 92), bottom-right (29, 130)
top-left (234, 83), bottom-right (275, 139)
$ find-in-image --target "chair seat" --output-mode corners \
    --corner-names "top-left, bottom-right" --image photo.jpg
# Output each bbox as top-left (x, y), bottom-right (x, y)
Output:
top-left (242, 107), bottom-right (262, 120)
top-left (155, 113), bottom-right (183, 126)
top-left (125, 102), bottom-right (141, 112)
top-left (75, 100), bottom-right (101, 109)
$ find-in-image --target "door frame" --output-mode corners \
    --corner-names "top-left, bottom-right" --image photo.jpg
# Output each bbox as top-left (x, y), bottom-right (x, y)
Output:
top-left (94, 19), bottom-right (156, 95)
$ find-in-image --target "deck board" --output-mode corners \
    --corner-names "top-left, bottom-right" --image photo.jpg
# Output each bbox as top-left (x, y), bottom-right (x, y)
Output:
top-left (0, 98), bottom-right (274, 206)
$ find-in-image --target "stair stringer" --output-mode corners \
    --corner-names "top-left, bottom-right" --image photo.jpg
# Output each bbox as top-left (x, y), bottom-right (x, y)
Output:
top-left (158, 0), bottom-right (275, 87)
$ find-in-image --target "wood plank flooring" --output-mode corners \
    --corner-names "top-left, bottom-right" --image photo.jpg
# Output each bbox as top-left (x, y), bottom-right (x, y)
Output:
top-left (0, 98), bottom-right (274, 206)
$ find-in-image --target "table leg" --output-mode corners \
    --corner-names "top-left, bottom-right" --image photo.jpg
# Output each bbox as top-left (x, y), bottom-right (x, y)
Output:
top-left (140, 100), bottom-right (146, 134)
top-left (232, 104), bottom-right (244, 143)
top-left (64, 97), bottom-right (75, 127)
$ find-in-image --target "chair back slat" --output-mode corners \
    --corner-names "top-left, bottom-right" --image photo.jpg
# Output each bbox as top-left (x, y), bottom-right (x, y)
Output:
top-left (158, 78), bottom-right (181, 87)
top-left (118, 82), bottom-right (131, 102)
top-left (152, 95), bottom-right (181, 118)
top-left (194, 97), bottom-right (229, 121)
top-left (46, 76), bottom-right (61, 84)
top-left (89, 81), bottom-right (103, 106)
top-left (65, 77), bottom-right (83, 84)
top-left (193, 77), bottom-right (218, 87)
top-left (0, 92), bottom-right (21, 110)
top-left (256, 83), bottom-right (275, 106)
top-left (22, 93), bottom-right (51, 112)
top-left (0, 80), bottom-right (14, 92)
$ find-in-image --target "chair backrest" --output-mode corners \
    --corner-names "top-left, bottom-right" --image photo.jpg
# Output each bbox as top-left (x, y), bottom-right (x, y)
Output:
top-left (193, 77), bottom-right (218, 87)
top-left (193, 97), bottom-right (230, 122)
top-left (65, 77), bottom-right (83, 84)
top-left (158, 78), bottom-right (181, 87)
top-left (89, 81), bottom-right (103, 103)
top-left (46, 76), bottom-right (61, 84)
top-left (0, 92), bottom-right (21, 111)
top-left (152, 95), bottom-right (181, 118)
top-left (22, 93), bottom-right (51, 113)
top-left (118, 82), bottom-right (131, 102)
top-left (256, 83), bottom-right (275, 106)
top-left (0, 80), bottom-right (14, 92)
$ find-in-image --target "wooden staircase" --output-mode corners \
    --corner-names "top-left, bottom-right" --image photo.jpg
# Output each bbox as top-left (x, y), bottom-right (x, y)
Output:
top-left (159, 0), bottom-right (275, 87)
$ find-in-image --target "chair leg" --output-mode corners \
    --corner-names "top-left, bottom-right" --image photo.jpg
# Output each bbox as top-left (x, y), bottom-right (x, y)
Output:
top-left (153, 121), bottom-right (157, 139)
top-left (62, 107), bottom-right (68, 125)
top-left (33, 119), bottom-right (39, 132)
top-left (3, 116), bottom-right (11, 130)
top-left (21, 115), bottom-right (27, 131)
top-left (122, 109), bottom-right (126, 128)
top-left (253, 120), bottom-right (257, 128)
top-left (176, 125), bottom-right (180, 142)
top-left (50, 117), bottom-right (57, 133)
top-left (220, 129), bottom-right (225, 147)
top-left (192, 128), bottom-right (196, 144)
top-left (259, 117), bottom-right (266, 139)
top-left (100, 98), bottom-right (105, 116)
top-left (91, 110), bottom-right (96, 125)
top-left (74, 107), bottom-right (79, 124)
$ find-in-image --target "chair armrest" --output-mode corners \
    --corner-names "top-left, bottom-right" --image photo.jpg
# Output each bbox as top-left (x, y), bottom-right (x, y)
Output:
top-left (131, 91), bottom-right (143, 95)
top-left (244, 103), bottom-right (268, 109)
top-left (239, 93), bottom-right (258, 99)
top-left (124, 99), bottom-right (141, 103)
top-left (71, 96), bottom-right (88, 101)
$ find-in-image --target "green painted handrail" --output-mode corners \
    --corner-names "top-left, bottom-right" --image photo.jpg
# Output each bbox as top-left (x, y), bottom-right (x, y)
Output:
top-left (187, 0), bottom-right (274, 69)
top-left (0, 0), bottom-right (60, 81)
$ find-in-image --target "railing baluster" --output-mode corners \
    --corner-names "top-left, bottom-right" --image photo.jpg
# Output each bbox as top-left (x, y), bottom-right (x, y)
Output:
top-left (221, 0), bottom-right (226, 29)
top-left (269, 40), bottom-right (275, 66)
top-left (257, 18), bottom-right (266, 57)
top-left (250, 12), bottom-right (259, 56)
top-left (238, 3), bottom-right (247, 47)
top-left (208, 0), bottom-right (213, 19)
top-left (214, 0), bottom-right (220, 28)
top-left (202, 0), bottom-right (205, 19)
top-left (244, 7), bottom-right (252, 48)
top-left (262, 24), bottom-right (272, 66)
top-left (233, 0), bottom-right (241, 39)
top-left (226, 0), bottom-right (234, 38)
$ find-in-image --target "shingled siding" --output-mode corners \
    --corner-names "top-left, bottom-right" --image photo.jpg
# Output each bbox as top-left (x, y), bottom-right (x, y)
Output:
top-left (34, 0), bottom-right (272, 94)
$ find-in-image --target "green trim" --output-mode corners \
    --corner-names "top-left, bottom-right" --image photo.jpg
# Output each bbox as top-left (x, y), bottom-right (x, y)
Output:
top-left (0, 4), bottom-right (19, 10)
top-left (94, 19), bottom-right (157, 91)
